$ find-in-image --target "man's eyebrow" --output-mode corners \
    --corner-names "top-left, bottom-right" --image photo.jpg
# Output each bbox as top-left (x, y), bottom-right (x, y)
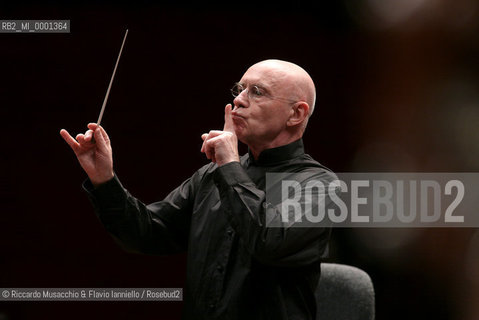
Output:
top-left (239, 81), bottom-right (272, 93)
top-left (255, 83), bottom-right (273, 95)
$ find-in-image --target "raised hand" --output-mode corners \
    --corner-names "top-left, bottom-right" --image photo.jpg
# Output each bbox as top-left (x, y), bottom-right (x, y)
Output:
top-left (60, 123), bottom-right (114, 186)
top-left (201, 104), bottom-right (239, 166)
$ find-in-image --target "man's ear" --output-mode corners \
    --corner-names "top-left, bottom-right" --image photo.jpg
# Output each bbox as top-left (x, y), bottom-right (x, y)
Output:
top-left (286, 102), bottom-right (309, 127)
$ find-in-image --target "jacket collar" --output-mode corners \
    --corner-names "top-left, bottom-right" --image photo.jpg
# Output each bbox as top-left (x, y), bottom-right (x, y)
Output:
top-left (247, 139), bottom-right (305, 166)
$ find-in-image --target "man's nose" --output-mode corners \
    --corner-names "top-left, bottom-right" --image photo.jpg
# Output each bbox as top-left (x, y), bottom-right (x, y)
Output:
top-left (233, 89), bottom-right (249, 109)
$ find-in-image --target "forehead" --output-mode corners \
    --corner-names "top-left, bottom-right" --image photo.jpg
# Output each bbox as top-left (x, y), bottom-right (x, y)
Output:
top-left (239, 63), bottom-right (289, 89)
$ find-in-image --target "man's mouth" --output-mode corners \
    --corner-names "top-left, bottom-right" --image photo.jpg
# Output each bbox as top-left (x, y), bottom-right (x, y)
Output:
top-left (231, 110), bottom-right (245, 119)
top-left (231, 113), bottom-right (246, 126)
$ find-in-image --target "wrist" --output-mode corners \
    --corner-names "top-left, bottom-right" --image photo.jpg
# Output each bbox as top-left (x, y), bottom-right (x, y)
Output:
top-left (218, 158), bottom-right (240, 167)
top-left (90, 172), bottom-right (114, 187)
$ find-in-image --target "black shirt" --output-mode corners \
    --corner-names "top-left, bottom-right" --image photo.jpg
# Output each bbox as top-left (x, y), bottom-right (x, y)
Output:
top-left (84, 139), bottom-right (336, 320)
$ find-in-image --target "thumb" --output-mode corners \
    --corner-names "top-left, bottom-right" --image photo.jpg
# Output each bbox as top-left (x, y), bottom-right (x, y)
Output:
top-left (223, 104), bottom-right (234, 133)
top-left (93, 126), bottom-right (110, 153)
top-left (87, 123), bottom-right (98, 131)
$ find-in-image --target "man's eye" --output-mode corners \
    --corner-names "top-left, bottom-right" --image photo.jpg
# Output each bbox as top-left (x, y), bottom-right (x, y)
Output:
top-left (252, 86), bottom-right (264, 96)
top-left (234, 84), bottom-right (245, 95)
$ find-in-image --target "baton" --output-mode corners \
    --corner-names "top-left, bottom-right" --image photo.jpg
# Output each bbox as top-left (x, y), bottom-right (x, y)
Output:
top-left (96, 29), bottom-right (129, 126)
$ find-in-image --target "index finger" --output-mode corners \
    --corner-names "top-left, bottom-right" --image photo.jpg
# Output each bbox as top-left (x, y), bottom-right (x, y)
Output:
top-left (223, 104), bottom-right (234, 133)
top-left (60, 129), bottom-right (80, 153)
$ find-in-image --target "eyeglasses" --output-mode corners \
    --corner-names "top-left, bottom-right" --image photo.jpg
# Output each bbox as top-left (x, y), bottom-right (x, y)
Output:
top-left (230, 83), bottom-right (297, 104)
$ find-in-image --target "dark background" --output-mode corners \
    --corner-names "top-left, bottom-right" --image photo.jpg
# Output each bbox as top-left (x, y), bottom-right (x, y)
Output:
top-left (1, 0), bottom-right (479, 319)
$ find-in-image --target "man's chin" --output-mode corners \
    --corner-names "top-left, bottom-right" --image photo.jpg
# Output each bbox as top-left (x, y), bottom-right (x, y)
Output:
top-left (236, 132), bottom-right (254, 147)
top-left (234, 123), bottom-right (245, 139)
top-left (235, 131), bottom-right (248, 144)
top-left (233, 126), bottom-right (245, 139)
top-left (236, 133), bottom-right (245, 143)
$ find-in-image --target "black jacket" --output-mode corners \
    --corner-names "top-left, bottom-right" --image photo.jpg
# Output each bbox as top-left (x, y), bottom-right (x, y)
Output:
top-left (84, 139), bottom-right (335, 320)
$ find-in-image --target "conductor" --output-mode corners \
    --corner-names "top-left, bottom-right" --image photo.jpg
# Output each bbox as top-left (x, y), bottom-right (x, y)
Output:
top-left (60, 59), bottom-right (336, 320)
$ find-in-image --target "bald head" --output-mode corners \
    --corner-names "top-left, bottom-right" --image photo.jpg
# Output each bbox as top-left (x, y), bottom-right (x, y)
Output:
top-left (247, 59), bottom-right (316, 116)
top-left (231, 59), bottom-right (317, 156)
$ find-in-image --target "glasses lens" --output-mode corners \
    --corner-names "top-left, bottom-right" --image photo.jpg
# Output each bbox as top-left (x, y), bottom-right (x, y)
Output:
top-left (231, 84), bottom-right (243, 97)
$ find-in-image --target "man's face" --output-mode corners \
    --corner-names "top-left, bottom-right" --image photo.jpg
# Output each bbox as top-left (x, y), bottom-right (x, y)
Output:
top-left (231, 63), bottom-right (295, 147)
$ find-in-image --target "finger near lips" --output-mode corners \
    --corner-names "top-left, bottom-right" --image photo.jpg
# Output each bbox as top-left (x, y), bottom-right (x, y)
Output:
top-left (223, 104), bottom-right (235, 132)
top-left (200, 104), bottom-right (236, 162)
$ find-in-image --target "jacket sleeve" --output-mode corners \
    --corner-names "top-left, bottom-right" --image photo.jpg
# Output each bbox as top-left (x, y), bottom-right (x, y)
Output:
top-left (213, 161), bottom-right (335, 267)
top-left (83, 171), bottom-right (200, 255)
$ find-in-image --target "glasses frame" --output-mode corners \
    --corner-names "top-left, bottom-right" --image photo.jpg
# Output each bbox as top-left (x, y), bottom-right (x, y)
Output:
top-left (231, 82), bottom-right (297, 104)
